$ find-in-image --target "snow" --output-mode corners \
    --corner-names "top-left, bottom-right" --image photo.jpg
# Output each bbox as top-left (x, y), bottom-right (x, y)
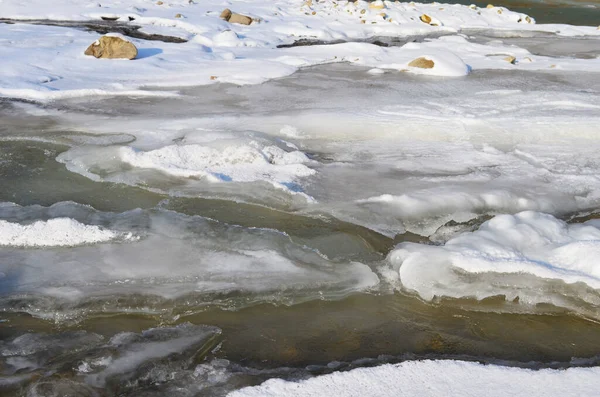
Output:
top-left (0, 0), bottom-right (599, 101)
top-left (228, 359), bottom-right (600, 397)
top-left (0, 218), bottom-right (133, 247)
top-left (384, 211), bottom-right (600, 311)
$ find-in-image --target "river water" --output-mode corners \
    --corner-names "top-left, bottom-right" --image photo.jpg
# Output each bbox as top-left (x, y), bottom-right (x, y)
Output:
top-left (2, 2), bottom-right (600, 396)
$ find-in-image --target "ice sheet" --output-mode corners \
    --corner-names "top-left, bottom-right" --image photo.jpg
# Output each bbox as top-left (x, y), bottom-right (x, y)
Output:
top-left (0, 202), bottom-right (379, 314)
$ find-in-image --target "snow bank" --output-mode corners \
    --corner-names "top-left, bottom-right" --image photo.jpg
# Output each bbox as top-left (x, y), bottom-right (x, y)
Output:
top-left (228, 359), bottom-right (600, 397)
top-left (0, 218), bottom-right (133, 247)
top-left (0, 0), bottom-right (599, 101)
top-left (385, 211), bottom-right (600, 308)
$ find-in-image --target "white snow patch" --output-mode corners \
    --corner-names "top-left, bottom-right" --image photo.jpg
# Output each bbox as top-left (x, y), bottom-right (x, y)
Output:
top-left (386, 211), bottom-right (600, 304)
top-left (0, 218), bottom-right (133, 247)
top-left (228, 360), bottom-right (600, 397)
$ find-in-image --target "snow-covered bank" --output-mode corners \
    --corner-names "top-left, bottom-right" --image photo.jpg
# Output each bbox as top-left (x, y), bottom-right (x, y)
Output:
top-left (229, 359), bottom-right (600, 397)
top-left (1, 0), bottom-right (600, 101)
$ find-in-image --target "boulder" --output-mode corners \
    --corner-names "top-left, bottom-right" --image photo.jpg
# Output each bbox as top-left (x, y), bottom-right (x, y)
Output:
top-left (220, 8), bottom-right (232, 20)
top-left (84, 36), bottom-right (138, 60)
top-left (408, 57), bottom-right (435, 69)
top-left (220, 8), bottom-right (253, 25)
top-left (504, 55), bottom-right (516, 64)
top-left (420, 14), bottom-right (432, 24)
top-left (369, 0), bottom-right (385, 9)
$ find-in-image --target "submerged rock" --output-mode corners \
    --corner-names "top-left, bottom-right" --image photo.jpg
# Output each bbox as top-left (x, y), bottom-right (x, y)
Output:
top-left (220, 8), bottom-right (253, 25)
top-left (84, 36), bottom-right (138, 60)
top-left (408, 57), bottom-right (435, 69)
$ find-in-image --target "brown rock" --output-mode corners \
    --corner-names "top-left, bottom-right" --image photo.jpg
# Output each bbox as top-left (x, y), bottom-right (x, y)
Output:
top-left (220, 8), bottom-right (232, 20)
top-left (175, 13), bottom-right (183, 18)
top-left (228, 13), bottom-right (253, 25)
top-left (368, 1), bottom-right (385, 9)
top-left (84, 36), bottom-right (138, 60)
top-left (220, 8), bottom-right (252, 25)
top-left (504, 55), bottom-right (516, 64)
top-left (408, 57), bottom-right (435, 69)
top-left (420, 14), bottom-right (432, 24)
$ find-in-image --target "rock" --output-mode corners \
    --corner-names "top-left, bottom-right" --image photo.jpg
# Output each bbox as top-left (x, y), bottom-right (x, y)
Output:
top-left (156, 1), bottom-right (163, 5)
top-left (420, 14), bottom-right (432, 24)
top-left (220, 8), bottom-right (232, 20)
top-left (229, 13), bottom-right (253, 25)
top-left (486, 4), bottom-right (494, 8)
top-left (408, 57), bottom-right (435, 69)
top-left (84, 36), bottom-right (138, 60)
top-left (504, 56), bottom-right (516, 64)
top-left (369, 0), bottom-right (385, 10)
top-left (220, 8), bottom-right (253, 25)
top-left (175, 13), bottom-right (183, 18)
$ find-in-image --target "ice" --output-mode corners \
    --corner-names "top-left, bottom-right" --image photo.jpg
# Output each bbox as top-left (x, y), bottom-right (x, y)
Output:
top-left (0, 324), bottom-right (221, 394)
top-left (118, 143), bottom-right (316, 184)
top-left (385, 211), bottom-right (600, 312)
top-left (85, 323), bottom-right (221, 388)
top-left (229, 359), bottom-right (600, 397)
top-left (56, 133), bottom-right (318, 200)
top-left (0, 202), bottom-right (379, 314)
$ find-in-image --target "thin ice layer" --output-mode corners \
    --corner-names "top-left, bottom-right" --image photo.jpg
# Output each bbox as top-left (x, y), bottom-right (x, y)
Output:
top-left (228, 360), bottom-right (600, 397)
top-left (385, 211), bottom-right (600, 309)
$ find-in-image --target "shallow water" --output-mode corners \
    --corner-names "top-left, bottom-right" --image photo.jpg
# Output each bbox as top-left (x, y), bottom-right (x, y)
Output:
top-left (428, 0), bottom-right (600, 25)
top-left (2, 31), bottom-right (600, 396)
